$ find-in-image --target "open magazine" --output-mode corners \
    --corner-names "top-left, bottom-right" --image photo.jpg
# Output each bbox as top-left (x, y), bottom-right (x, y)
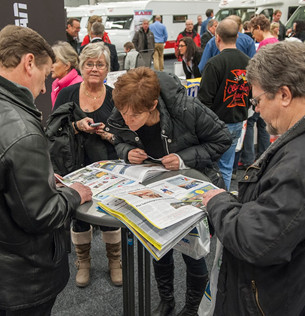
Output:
top-left (59, 161), bottom-right (218, 259)
top-left (88, 160), bottom-right (169, 183)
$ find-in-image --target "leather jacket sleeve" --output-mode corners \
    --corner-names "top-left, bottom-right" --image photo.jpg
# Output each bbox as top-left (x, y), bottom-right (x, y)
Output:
top-left (3, 133), bottom-right (80, 234)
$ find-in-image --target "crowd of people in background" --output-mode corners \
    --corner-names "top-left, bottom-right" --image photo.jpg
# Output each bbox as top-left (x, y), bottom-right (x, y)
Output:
top-left (1, 5), bottom-right (305, 316)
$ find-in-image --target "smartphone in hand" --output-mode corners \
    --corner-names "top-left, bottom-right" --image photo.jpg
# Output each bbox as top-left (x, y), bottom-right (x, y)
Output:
top-left (90, 122), bottom-right (102, 127)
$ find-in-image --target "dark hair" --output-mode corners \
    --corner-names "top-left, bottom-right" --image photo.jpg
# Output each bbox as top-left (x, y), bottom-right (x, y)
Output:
top-left (0, 25), bottom-right (55, 68)
top-left (273, 10), bottom-right (282, 15)
top-left (206, 9), bottom-right (213, 17)
top-left (124, 41), bottom-right (135, 51)
top-left (178, 37), bottom-right (198, 62)
top-left (112, 67), bottom-right (160, 112)
top-left (295, 20), bottom-right (305, 33)
top-left (67, 18), bottom-right (80, 27)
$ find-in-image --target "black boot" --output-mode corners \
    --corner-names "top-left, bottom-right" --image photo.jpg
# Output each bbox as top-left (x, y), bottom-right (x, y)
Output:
top-left (176, 271), bottom-right (209, 316)
top-left (152, 260), bottom-right (175, 316)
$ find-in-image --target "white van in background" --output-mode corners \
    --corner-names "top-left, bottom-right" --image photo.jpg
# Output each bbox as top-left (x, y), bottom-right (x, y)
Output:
top-left (285, 0), bottom-right (305, 29)
top-left (215, 0), bottom-right (299, 23)
top-left (66, 0), bottom-right (220, 55)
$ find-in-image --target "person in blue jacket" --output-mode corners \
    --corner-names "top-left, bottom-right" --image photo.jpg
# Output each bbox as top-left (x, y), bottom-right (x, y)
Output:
top-left (198, 15), bottom-right (256, 72)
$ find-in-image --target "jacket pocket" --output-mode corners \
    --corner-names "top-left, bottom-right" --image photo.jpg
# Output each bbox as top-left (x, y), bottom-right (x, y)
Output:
top-left (240, 281), bottom-right (265, 316)
top-left (52, 228), bottom-right (66, 263)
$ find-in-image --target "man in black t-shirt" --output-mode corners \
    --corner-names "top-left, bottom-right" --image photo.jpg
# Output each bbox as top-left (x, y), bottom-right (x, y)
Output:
top-left (198, 18), bottom-right (251, 190)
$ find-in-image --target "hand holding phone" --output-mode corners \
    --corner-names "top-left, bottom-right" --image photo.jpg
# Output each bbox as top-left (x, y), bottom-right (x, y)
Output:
top-left (90, 122), bottom-right (102, 127)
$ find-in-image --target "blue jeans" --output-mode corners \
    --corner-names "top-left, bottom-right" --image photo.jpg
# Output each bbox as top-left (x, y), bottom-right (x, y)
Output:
top-left (218, 122), bottom-right (243, 190)
top-left (241, 112), bottom-right (270, 165)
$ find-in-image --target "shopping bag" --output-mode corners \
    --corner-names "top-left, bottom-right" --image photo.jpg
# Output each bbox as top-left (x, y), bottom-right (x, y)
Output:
top-left (174, 217), bottom-right (210, 260)
top-left (198, 238), bottom-right (223, 316)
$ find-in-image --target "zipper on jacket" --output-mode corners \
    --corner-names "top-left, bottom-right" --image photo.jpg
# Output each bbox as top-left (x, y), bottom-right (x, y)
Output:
top-left (161, 134), bottom-right (170, 155)
top-left (251, 280), bottom-right (265, 316)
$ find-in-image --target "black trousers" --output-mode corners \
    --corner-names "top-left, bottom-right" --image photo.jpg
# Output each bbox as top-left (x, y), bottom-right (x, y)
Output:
top-left (0, 297), bottom-right (56, 316)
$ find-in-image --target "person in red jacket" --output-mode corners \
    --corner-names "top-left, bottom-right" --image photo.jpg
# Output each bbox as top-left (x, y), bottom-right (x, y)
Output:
top-left (81, 15), bottom-right (111, 47)
top-left (175, 20), bottom-right (201, 61)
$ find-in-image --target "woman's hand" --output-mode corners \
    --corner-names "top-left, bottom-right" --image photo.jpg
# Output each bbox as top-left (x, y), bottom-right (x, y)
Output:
top-left (94, 123), bottom-right (114, 143)
top-left (201, 189), bottom-right (226, 206)
top-left (161, 154), bottom-right (180, 170)
top-left (128, 149), bottom-right (148, 164)
top-left (75, 117), bottom-right (95, 134)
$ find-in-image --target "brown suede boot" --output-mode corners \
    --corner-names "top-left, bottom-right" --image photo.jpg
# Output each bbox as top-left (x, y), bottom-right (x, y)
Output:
top-left (103, 229), bottom-right (122, 286)
top-left (71, 227), bottom-right (92, 288)
top-left (106, 242), bottom-right (122, 286)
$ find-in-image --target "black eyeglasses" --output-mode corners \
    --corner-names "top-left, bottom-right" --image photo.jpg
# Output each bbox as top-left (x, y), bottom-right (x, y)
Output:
top-left (250, 91), bottom-right (267, 107)
top-left (178, 44), bottom-right (186, 48)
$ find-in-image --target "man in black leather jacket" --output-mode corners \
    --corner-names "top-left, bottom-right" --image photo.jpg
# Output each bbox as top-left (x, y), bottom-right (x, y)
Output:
top-left (0, 25), bottom-right (92, 315)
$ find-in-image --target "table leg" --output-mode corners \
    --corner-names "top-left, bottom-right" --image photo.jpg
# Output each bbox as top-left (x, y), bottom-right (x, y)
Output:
top-left (121, 228), bottom-right (129, 316)
top-left (127, 230), bottom-right (135, 316)
top-left (137, 240), bottom-right (144, 315)
top-left (144, 249), bottom-right (151, 316)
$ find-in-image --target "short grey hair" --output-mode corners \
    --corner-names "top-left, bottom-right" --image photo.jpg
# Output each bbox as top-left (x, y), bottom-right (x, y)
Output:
top-left (79, 42), bottom-right (111, 74)
top-left (91, 21), bottom-right (104, 36)
top-left (247, 41), bottom-right (305, 98)
top-left (207, 18), bottom-right (217, 29)
top-left (52, 41), bottom-right (79, 70)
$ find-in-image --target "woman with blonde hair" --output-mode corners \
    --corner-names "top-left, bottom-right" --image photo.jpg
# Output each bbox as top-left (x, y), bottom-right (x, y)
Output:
top-left (270, 21), bottom-right (280, 38)
top-left (81, 15), bottom-right (111, 47)
top-left (50, 42), bottom-right (121, 289)
top-left (51, 41), bottom-right (83, 107)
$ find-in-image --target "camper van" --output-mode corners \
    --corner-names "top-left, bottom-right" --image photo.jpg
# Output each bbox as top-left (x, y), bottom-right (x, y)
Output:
top-left (285, 0), bottom-right (305, 29)
top-left (215, 0), bottom-right (299, 23)
top-left (66, 0), bottom-right (219, 55)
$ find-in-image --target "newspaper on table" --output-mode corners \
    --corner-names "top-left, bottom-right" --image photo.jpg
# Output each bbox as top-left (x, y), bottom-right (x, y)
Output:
top-left (58, 161), bottom-right (218, 260)
top-left (95, 175), bottom-right (218, 259)
top-left (88, 160), bottom-right (169, 183)
top-left (56, 160), bottom-right (169, 196)
top-left (99, 183), bottom-right (204, 229)
top-left (95, 192), bottom-right (205, 259)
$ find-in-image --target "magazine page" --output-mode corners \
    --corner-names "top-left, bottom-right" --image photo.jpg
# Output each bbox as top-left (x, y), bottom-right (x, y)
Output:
top-left (88, 160), bottom-right (169, 183)
top-left (106, 184), bottom-right (203, 229)
top-left (96, 194), bottom-right (205, 250)
top-left (96, 197), bottom-right (204, 260)
top-left (147, 175), bottom-right (219, 210)
top-left (59, 166), bottom-right (125, 196)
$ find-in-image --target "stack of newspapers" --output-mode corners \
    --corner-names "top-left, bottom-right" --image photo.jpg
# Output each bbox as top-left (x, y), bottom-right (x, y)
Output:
top-left (59, 160), bottom-right (217, 260)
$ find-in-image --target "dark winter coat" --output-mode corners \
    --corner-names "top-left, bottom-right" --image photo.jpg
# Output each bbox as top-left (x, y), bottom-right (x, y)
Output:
top-left (132, 27), bottom-right (155, 52)
top-left (182, 50), bottom-right (203, 79)
top-left (107, 71), bottom-right (232, 186)
top-left (0, 75), bottom-right (80, 310)
top-left (207, 116), bottom-right (305, 316)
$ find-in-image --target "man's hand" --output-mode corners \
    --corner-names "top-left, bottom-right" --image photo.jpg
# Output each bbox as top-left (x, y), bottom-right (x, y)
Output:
top-left (201, 189), bottom-right (225, 206)
top-left (70, 182), bottom-right (93, 204)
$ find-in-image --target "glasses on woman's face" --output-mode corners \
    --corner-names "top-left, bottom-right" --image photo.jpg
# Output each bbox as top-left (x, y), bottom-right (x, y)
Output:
top-left (178, 44), bottom-right (186, 48)
top-left (250, 91), bottom-right (267, 107)
top-left (84, 61), bottom-right (107, 70)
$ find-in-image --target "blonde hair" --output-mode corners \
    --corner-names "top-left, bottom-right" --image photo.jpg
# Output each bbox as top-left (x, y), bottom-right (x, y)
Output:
top-left (270, 22), bottom-right (280, 37)
top-left (87, 15), bottom-right (102, 33)
top-left (79, 42), bottom-right (111, 74)
top-left (52, 41), bottom-right (79, 70)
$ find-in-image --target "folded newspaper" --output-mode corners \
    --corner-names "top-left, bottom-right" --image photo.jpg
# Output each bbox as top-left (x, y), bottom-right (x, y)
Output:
top-left (60, 161), bottom-right (217, 259)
